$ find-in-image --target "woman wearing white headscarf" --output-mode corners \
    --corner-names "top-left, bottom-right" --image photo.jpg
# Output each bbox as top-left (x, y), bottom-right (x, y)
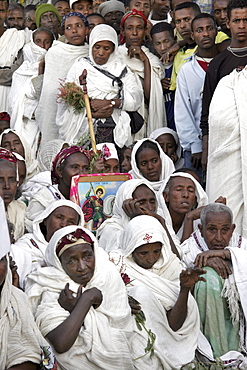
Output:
top-left (11, 199), bottom-right (84, 289)
top-left (56, 24), bottom-right (143, 148)
top-left (157, 172), bottom-right (208, 242)
top-left (120, 215), bottom-right (202, 369)
top-left (150, 127), bottom-right (184, 169)
top-left (130, 138), bottom-right (175, 192)
top-left (26, 225), bottom-right (163, 369)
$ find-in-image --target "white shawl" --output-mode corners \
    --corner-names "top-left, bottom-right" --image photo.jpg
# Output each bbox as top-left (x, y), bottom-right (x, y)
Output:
top-left (118, 44), bottom-right (166, 138)
top-left (7, 199), bottom-right (26, 241)
top-left (120, 215), bottom-right (200, 369)
top-left (26, 225), bottom-right (162, 369)
top-left (8, 39), bottom-right (48, 153)
top-left (0, 255), bottom-right (43, 369)
top-left (150, 127), bottom-right (184, 169)
top-left (56, 25), bottom-right (142, 148)
top-left (36, 40), bottom-right (89, 146)
top-left (207, 67), bottom-right (247, 237)
top-left (157, 172), bottom-right (208, 239)
top-left (130, 138), bottom-right (175, 192)
top-left (12, 199), bottom-right (84, 288)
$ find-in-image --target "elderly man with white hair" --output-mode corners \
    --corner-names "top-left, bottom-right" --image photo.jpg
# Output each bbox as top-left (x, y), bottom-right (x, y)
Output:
top-left (181, 203), bottom-right (247, 367)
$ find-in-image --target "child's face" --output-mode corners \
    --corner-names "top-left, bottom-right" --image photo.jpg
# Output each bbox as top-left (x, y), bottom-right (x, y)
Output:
top-left (73, 0), bottom-right (93, 16)
top-left (152, 30), bottom-right (175, 57)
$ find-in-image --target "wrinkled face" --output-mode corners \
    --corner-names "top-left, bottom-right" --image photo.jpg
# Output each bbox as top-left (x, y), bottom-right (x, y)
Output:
top-left (25, 9), bottom-right (36, 30)
top-left (199, 211), bottom-right (235, 250)
top-left (122, 16), bottom-right (146, 48)
top-left (152, 30), bottom-right (175, 56)
top-left (17, 160), bottom-right (26, 187)
top-left (44, 206), bottom-right (79, 242)
top-left (58, 152), bottom-right (90, 188)
top-left (92, 40), bottom-right (115, 65)
top-left (132, 242), bottom-right (162, 269)
top-left (163, 176), bottom-right (197, 215)
top-left (55, 1), bottom-right (70, 17)
top-left (33, 30), bottom-right (53, 50)
top-left (6, 8), bottom-right (24, 29)
top-left (192, 17), bottom-right (217, 50)
top-left (73, 0), bottom-right (93, 16)
top-left (132, 184), bottom-right (156, 212)
top-left (156, 133), bottom-right (177, 158)
top-left (152, 0), bottom-right (170, 17)
top-left (64, 15), bottom-right (87, 45)
top-left (226, 8), bottom-right (247, 47)
top-left (0, 120), bottom-right (10, 134)
top-left (137, 148), bottom-right (162, 182)
top-left (40, 11), bottom-right (60, 34)
top-left (175, 7), bottom-right (196, 41)
top-left (0, 256), bottom-right (7, 290)
top-left (104, 10), bottom-right (123, 34)
top-left (87, 14), bottom-right (105, 34)
top-left (0, 1), bottom-right (8, 28)
top-left (0, 162), bottom-right (18, 208)
top-left (213, 0), bottom-right (228, 30)
top-left (1, 132), bottom-right (25, 158)
top-left (60, 243), bottom-right (95, 286)
top-left (121, 148), bottom-right (132, 173)
top-left (128, 0), bottom-right (151, 18)
top-left (103, 158), bottom-right (120, 173)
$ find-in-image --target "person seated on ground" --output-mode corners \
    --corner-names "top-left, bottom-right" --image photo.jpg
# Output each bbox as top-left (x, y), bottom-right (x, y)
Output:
top-left (8, 27), bottom-right (54, 155)
top-left (98, 0), bottom-right (125, 37)
top-left (130, 138), bottom-right (175, 192)
top-left (25, 145), bottom-right (90, 230)
top-left (112, 215), bottom-right (206, 369)
top-left (35, 4), bottom-right (61, 40)
top-left (97, 178), bottom-right (180, 256)
top-left (6, 3), bottom-right (25, 30)
top-left (12, 199), bottom-right (83, 289)
top-left (0, 129), bottom-right (39, 182)
top-left (158, 171), bottom-right (208, 242)
top-left (0, 150), bottom-right (26, 241)
top-left (121, 142), bottom-right (135, 173)
top-left (71, 0), bottom-right (93, 17)
top-left (119, 10), bottom-right (166, 138)
top-left (24, 4), bottom-right (37, 31)
top-left (0, 112), bottom-right (10, 134)
top-left (150, 22), bottom-right (176, 130)
top-left (86, 12), bottom-right (105, 35)
top-left (92, 142), bottom-right (120, 173)
top-left (181, 203), bottom-right (247, 366)
top-left (56, 24), bottom-right (142, 147)
top-left (36, 12), bottom-right (89, 145)
top-left (26, 225), bottom-right (165, 369)
top-left (150, 127), bottom-right (184, 169)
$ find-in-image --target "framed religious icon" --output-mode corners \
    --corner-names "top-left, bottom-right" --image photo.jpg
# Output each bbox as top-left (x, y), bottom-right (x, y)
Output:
top-left (70, 173), bottom-right (132, 232)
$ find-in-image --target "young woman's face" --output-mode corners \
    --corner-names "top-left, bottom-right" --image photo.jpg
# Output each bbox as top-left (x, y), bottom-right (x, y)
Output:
top-left (60, 243), bottom-right (95, 286)
top-left (33, 30), bottom-right (53, 50)
top-left (156, 133), bottom-right (177, 158)
top-left (137, 148), bottom-right (162, 182)
top-left (58, 152), bottom-right (90, 187)
top-left (132, 242), bottom-right (162, 269)
top-left (92, 40), bottom-right (115, 65)
top-left (1, 132), bottom-right (25, 158)
top-left (64, 16), bottom-right (87, 45)
top-left (132, 184), bottom-right (156, 212)
top-left (122, 16), bottom-right (146, 48)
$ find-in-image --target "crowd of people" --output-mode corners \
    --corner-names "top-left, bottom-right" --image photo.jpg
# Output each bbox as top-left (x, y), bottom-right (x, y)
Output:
top-left (1, 0), bottom-right (247, 368)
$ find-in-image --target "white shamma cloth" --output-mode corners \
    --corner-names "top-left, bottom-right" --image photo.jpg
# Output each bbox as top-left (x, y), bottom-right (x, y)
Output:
top-left (26, 225), bottom-right (163, 370)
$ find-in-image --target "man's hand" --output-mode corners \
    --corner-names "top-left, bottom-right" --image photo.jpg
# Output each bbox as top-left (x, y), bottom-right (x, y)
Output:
top-left (194, 249), bottom-right (231, 268)
top-left (127, 45), bottom-right (148, 63)
top-left (161, 77), bottom-right (171, 90)
top-left (180, 267), bottom-right (207, 290)
top-left (191, 152), bottom-right (202, 170)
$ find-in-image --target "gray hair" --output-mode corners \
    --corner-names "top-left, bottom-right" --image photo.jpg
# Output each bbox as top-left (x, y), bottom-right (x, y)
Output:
top-left (200, 203), bottom-right (233, 226)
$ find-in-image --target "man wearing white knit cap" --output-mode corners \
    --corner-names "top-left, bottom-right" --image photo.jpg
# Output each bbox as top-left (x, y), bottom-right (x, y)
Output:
top-left (99, 0), bottom-right (124, 35)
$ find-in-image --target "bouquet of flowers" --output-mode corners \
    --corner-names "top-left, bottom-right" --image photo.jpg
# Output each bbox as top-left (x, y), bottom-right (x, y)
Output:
top-left (57, 80), bottom-right (86, 114)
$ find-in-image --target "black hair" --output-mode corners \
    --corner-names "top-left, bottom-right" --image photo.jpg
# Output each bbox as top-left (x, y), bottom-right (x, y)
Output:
top-left (72, 0), bottom-right (93, 9)
top-left (24, 4), bottom-right (36, 13)
top-left (174, 1), bottom-right (201, 15)
top-left (8, 3), bottom-right (24, 13)
top-left (125, 0), bottom-right (151, 7)
top-left (227, 0), bottom-right (247, 19)
top-left (150, 21), bottom-right (174, 38)
top-left (191, 12), bottom-right (216, 31)
top-left (135, 140), bottom-right (160, 167)
top-left (52, 0), bottom-right (69, 5)
top-left (86, 12), bottom-right (105, 19)
top-left (33, 27), bottom-right (55, 41)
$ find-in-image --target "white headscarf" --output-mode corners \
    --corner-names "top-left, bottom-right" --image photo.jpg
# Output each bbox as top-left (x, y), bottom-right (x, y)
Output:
top-left (130, 138), bottom-right (175, 192)
top-left (150, 127), bottom-right (184, 169)
top-left (157, 172), bottom-right (208, 239)
top-left (37, 139), bottom-right (65, 172)
top-left (96, 142), bottom-right (119, 160)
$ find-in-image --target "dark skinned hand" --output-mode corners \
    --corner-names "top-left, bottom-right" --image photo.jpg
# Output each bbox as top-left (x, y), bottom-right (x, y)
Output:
top-left (180, 267), bottom-right (207, 290)
top-left (128, 45), bottom-right (148, 62)
top-left (191, 152), bottom-right (202, 170)
top-left (122, 198), bottom-right (147, 219)
top-left (58, 283), bottom-right (83, 313)
top-left (9, 255), bottom-right (20, 288)
top-left (128, 295), bottom-right (142, 315)
top-left (194, 249), bottom-right (231, 269)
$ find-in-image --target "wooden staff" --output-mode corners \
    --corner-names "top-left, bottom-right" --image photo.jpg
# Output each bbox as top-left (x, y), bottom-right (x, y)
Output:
top-left (79, 69), bottom-right (97, 154)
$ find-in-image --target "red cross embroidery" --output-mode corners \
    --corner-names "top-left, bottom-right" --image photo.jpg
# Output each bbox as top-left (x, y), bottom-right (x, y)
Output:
top-left (143, 233), bottom-right (152, 243)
